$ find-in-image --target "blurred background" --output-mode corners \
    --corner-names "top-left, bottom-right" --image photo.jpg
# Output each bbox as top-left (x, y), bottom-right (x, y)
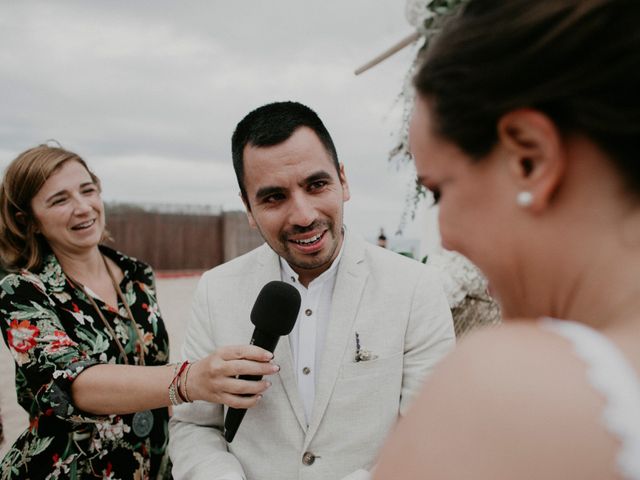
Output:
top-left (0, 0), bottom-right (441, 261)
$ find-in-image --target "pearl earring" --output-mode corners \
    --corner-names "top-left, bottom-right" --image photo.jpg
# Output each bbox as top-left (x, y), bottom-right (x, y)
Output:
top-left (516, 191), bottom-right (533, 207)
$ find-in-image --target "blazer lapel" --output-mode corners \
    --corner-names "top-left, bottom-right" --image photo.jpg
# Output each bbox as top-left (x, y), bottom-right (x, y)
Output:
top-left (253, 244), bottom-right (307, 431)
top-left (305, 231), bottom-right (369, 444)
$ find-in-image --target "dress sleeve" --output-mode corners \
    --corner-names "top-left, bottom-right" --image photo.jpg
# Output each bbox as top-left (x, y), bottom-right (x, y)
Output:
top-left (0, 273), bottom-right (99, 422)
top-left (140, 263), bottom-right (157, 291)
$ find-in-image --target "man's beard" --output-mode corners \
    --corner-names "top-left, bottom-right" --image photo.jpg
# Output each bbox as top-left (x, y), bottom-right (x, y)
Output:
top-left (279, 219), bottom-right (340, 270)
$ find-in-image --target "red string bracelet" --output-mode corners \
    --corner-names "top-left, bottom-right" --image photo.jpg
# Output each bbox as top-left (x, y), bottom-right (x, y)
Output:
top-left (169, 361), bottom-right (190, 405)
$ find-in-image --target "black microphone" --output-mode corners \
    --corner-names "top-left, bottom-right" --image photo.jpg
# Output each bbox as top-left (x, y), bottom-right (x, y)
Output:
top-left (224, 280), bottom-right (301, 442)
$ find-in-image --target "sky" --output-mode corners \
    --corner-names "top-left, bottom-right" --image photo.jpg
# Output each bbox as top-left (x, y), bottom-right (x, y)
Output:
top-left (0, 1), bottom-right (441, 256)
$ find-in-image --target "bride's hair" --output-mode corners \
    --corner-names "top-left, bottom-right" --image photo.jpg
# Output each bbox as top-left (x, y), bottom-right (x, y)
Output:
top-left (415, 0), bottom-right (640, 192)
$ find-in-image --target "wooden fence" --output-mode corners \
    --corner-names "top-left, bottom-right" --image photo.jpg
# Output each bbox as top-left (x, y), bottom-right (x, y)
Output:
top-left (105, 206), bottom-right (263, 271)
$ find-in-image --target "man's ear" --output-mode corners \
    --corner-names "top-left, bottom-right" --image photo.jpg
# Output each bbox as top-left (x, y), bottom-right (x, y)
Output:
top-left (338, 163), bottom-right (351, 202)
top-left (498, 109), bottom-right (566, 212)
top-left (240, 192), bottom-right (257, 228)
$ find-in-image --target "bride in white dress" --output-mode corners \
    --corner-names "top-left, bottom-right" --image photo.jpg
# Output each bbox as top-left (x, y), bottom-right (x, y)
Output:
top-left (375, 1), bottom-right (640, 479)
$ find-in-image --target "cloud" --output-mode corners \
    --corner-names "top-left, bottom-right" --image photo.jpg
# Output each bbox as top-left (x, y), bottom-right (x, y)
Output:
top-left (0, 0), bottom-right (434, 252)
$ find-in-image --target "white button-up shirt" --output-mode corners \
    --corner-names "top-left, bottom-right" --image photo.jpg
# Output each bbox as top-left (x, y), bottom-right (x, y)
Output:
top-left (280, 245), bottom-right (344, 424)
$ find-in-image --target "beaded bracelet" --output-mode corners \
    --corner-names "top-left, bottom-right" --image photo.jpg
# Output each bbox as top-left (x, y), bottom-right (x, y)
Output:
top-left (168, 363), bottom-right (180, 406)
top-left (168, 382), bottom-right (180, 406)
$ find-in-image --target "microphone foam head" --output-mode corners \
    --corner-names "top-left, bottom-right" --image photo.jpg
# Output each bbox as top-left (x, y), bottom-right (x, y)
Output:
top-left (250, 281), bottom-right (301, 336)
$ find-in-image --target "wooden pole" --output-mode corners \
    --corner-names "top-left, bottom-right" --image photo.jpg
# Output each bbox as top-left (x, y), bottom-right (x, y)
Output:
top-left (354, 31), bottom-right (422, 75)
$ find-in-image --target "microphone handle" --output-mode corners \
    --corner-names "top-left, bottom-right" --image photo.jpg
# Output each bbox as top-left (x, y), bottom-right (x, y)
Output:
top-left (224, 408), bottom-right (247, 442)
top-left (248, 328), bottom-right (280, 353)
top-left (224, 329), bottom-right (281, 442)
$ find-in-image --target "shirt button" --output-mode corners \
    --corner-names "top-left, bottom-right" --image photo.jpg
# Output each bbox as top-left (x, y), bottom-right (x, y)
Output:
top-left (302, 366), bottom-right (311, 375)
top-left (302, 451), bottom-right (316, 465)
top-left (305, 308), bottom-right (312, 316)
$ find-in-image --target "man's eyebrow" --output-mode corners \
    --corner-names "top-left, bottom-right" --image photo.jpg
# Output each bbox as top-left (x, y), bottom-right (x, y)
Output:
top-left (303, 170), bottom-right (333, 186)
top-left (253, 170), bottom-right (335, 201)
top-left (255, 185), bottom-right (285, 202)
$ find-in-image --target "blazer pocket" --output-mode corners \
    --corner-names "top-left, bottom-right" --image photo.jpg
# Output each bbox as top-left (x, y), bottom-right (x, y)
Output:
top-left (339, 351), bottom-right (403, 379)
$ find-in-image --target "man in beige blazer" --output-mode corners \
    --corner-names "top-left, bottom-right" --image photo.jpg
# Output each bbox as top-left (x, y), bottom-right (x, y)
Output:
top-left (169, 101), bottom-right (454, 480)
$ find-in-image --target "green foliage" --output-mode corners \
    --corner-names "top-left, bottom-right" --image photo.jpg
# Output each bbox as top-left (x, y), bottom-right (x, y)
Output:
top-left (391, 0), bottom-right (467, 232)
top-left (427, 0), bottom-right (467, 19)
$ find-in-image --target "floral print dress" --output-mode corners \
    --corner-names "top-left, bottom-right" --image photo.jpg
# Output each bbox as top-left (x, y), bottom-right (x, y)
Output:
top-left (0, 246), bottom-right (171, 479)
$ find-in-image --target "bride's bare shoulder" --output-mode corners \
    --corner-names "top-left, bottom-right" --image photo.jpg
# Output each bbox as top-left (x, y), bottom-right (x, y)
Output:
top-left (410, 321), bottom-right (598, 422)
top-left (374, 322), bottom-right (618, 480)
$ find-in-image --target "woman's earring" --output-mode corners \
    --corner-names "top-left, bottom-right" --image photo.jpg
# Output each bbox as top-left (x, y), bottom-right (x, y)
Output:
top-left (516, 191), bottom-right (533, 208)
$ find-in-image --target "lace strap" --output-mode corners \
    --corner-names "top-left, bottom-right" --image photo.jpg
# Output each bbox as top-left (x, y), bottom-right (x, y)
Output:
top-left (542, 319), bottom-right (640, 480)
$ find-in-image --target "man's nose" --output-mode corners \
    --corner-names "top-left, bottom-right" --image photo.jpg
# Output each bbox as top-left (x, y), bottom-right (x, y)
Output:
top-left (288, 193), bottom-right (317, 228)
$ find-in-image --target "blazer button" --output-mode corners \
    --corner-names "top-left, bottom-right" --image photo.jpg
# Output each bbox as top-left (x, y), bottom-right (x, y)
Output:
top-left (302, 451), bottom-right (316, 466)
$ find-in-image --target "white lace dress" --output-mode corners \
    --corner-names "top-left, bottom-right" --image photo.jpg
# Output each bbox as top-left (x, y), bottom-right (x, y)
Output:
top-left (542, 319), bottom-right (640, 479)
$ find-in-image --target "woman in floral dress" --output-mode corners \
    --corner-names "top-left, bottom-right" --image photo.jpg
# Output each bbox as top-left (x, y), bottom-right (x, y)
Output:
top-left (0, 145), bottom-right (177, 479)
top-left (0, 144), bottom-right (279, 479)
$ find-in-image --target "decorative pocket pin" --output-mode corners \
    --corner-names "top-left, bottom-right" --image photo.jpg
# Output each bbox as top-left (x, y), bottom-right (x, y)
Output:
top-left (355, 332), bottom-right (378, 362)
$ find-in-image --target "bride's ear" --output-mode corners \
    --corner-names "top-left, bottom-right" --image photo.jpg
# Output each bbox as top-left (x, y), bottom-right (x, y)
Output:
top-left (498, 109), bottom-right (566, 212)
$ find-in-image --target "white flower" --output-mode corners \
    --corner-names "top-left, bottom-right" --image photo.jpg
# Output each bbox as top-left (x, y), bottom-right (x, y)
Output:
top-left (12, 350), bottom-right (29, 367)
top-left (114, 321), bottom-right (129, 343)
top-left (53, 368), bottom-right (75, 380)
top-left (52, 291), bottom-right (72, 304)
top-left (96, 416), bottom-right (131, 443)
top-left (45, 454), bottom-right (76, 480)
top-left (406, 0), bottom-right (435, 28)
top-left (90, 435), bottom-right (103, 454)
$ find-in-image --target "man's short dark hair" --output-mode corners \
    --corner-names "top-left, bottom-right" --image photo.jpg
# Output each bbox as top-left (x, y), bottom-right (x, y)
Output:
top-left (231, 101), bottom-right (340, 204)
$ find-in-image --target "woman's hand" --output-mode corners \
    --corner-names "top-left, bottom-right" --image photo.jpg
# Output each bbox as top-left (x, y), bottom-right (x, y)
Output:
top-left (186, 345), bottom-right (280, 409)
